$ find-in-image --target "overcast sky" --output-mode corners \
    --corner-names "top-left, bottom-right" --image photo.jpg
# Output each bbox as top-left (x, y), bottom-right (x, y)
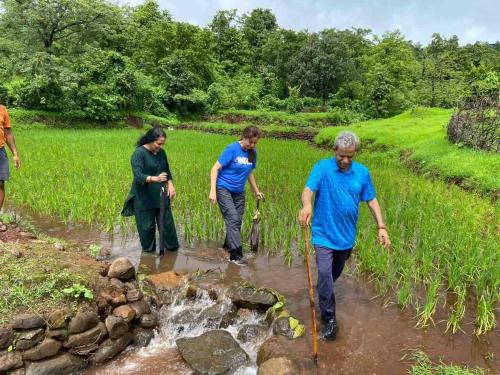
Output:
top-left (119, 0), bottom-right (499, 45)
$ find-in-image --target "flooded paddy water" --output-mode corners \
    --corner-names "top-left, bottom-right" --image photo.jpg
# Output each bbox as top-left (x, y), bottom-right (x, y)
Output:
top-left (9, 206), bottom-right (500, 374)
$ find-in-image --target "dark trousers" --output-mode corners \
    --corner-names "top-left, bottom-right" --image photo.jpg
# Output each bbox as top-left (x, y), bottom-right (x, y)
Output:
top-left (216, 188), bottom-right (245, 252)
top-left (315, 246), bottom-right (352, 322)
top-left (134, 202), bottom-right (179, 252)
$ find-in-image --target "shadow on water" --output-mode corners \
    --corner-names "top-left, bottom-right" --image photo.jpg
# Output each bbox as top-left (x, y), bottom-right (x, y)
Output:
top-left (8, 206), bottom-right (500, 374)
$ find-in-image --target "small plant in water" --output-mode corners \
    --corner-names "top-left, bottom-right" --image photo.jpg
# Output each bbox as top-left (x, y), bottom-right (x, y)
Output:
top-left (88, 244), bottom-right (102, 259)
top-left (62, 283), bottom-right (93, 300)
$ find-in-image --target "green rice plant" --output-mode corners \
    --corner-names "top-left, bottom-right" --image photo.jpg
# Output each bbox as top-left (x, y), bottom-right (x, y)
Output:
top-left (403, 350), bottom-right (488, 375)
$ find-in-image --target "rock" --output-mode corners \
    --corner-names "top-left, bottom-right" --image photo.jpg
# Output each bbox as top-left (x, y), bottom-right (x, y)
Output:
top-left (54, 243), bottom-right (65, 251)
top-left (16, 328), bottom-right (45, 350)
top-left (176, 330), bottom-right (250, 374)
top-left (110, 293), bottom-right (127, 307)
top-left (237, 324), bottom-right (269, 343)
top-left (258, 357), bottom-right (301, 375)
top-left (22, 338), bottom-right (61, 361)
top-left (198, 303), bottom-right (237, 329)
top-left (11, 314), bottom-right (46, 330)
top-left (0, 351), bottom-right (23, 372)
top-left (107, 257), bottom-right (135, 280)
top-left (63, 322), bottom-right (107, 349)
top-left (109, 278), bottom-right (125, 293)
top-left (68, 310), bottom-right (99, 334)
top-left (25, 353), bottom-right (86, 375)
top-left (132, 328), bottom-right (154, 347)
top-left (128, 300), bottom-right (150, 319)
top-left (89, 332), bottom-right (133, 364)
top-left (272, 317), bottom-right (294, 339)
top-left (146, 271), bottom-right (186, 291)
top-left (257, 336), bottom-right (291, 366)
top-left (105, 316), bottom-right (128, 340)
top-left (169, 309), bottom-right (201, 326)
top-left (46, 329), bottom-right (68, 341)
top-left (0, 327), bottom-right (13, 350)
top-left (124, 280), bottom-right (139, 291)
top-left (229, 284), bottom-right (278, 310)
top-left (47, 309), bottom-right (70, 330)
top-left (140, 313), bottom-right (158, 328)
top-left (113, 305), bottom-right (136, 323)
top-left (126, 289), bottom-right (143, 302)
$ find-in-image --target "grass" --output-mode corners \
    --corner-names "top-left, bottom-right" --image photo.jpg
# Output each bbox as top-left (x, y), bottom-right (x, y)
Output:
top-left (315, 107), bottom-right (500, 197)
top-left (404, 350), bottom-right (489, 375)
top-left (8, 122), bottom-right (499, 334)
top-left (0, 233), bottom-right (101, 324)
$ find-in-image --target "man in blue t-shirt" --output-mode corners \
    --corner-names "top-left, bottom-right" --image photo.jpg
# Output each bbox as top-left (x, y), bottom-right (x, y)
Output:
top-left (209, 126), bottom-right (264, 265)
top-left (299, 131), bottom-right (391, 341)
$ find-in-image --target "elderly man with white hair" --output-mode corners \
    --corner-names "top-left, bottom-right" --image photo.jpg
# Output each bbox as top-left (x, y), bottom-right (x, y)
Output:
top-left (299, 130), bottom-right (390, 341)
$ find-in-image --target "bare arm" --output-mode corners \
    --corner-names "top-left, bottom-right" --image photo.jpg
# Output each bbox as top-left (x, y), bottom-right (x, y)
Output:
top-left (366, 198), bottom-right (391, 249)
top-left (247, 172), bottom-right (264, 199)
top-left (298, 187), bottom-right (314, 226)
top-left (209, 161), bottom-right (222, 204)
top-left (5, 128), bottom-right (20, 169)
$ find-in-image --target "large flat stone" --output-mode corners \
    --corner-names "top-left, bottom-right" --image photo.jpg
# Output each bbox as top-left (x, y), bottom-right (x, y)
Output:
top-left (89, 332), bottom-right (133, 364)
top-left (68, 310), bottom-right (100, 334)
top-left (22, 338), bottom-right (61, 361)
top-left (176, 330), bottom-right (250, 374)
top-left (63, 322), bottom-right (107, 349)
top-left (25, 353), bottom-right (86, 375)
top-left (146, 271), bottom-right (186, 290)
top-left (229, 284), bottom-right (278, 310)
top-left (0, 351), bottom-right (23, 372)
top-left (16, 328), bottom-right (45, 350)
top-left (11, 314), bottom-right (45, 330)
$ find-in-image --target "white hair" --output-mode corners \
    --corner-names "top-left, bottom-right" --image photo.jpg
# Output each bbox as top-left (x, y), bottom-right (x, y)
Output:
top-left (334, 131), bottom-right (360, 150)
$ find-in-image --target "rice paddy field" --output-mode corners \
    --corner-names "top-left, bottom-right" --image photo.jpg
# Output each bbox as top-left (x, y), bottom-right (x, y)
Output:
top-left (8, 111), bottom-right (500, 336)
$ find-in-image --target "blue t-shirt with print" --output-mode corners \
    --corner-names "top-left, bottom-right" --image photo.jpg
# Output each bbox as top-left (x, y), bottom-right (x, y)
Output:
top-left (305, 159), bottom-right (376, 251)
top-left (217, 141), bottom-right (257, 193)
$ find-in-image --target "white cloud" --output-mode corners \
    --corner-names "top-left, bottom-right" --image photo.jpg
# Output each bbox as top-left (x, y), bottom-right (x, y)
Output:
top-left (119, 0), bottom-right (500, 44)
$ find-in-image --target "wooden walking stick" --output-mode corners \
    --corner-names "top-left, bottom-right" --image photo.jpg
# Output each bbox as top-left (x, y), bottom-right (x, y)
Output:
top-left (303, 225), bottom-right (318, 364)
top-left (158, 181), bottom-right (166, 257)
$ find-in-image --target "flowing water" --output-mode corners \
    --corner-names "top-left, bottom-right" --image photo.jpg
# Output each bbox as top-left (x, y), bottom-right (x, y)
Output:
top-left (9, 206), bottom-right (500, 374)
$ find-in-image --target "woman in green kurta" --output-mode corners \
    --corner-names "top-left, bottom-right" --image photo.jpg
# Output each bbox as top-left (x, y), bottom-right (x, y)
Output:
top-left (122, 127), bottom-right (179, 252)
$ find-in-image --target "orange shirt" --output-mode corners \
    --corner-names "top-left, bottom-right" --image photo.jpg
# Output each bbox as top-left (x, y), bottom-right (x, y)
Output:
top-left (0, 105), bottom-right (11, 148)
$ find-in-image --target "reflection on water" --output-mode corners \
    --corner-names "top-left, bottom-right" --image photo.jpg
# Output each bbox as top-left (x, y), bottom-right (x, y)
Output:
top-left (8, 206), bottom-right (500, 374)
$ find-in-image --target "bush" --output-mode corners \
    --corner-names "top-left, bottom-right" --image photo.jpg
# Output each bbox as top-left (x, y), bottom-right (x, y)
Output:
top-left (447, 95), bottom-right (499, 152)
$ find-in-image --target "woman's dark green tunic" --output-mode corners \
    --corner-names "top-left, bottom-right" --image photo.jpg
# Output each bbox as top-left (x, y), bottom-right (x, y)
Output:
top-left (122, 146), bottom-right (172, 216)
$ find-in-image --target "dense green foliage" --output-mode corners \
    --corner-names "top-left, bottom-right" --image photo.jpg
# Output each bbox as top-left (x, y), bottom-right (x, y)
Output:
top-left (0, 0), bottom-right (498, 121)
top-left (9, 116), bottom-right (499, 334)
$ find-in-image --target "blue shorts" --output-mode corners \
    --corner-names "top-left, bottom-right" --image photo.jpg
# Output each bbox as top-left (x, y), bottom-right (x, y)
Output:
top-left (0, 147), bottom-right (10, 181)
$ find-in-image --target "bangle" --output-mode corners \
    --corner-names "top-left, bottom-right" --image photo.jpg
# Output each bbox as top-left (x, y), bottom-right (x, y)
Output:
top-left (378, 226), bottom-right (387, 230)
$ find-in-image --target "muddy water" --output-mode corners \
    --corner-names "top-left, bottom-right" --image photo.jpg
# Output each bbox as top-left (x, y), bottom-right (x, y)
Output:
top-left (9, 207), bottom-right (500, 374)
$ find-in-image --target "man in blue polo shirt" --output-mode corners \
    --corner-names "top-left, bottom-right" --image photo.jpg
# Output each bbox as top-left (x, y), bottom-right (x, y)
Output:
top-left (299, 131), bottom-right (391, 341)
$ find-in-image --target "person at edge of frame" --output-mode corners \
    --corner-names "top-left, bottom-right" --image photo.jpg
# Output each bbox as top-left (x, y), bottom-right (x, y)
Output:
top-left (0, 104), bottom-right (21, 232)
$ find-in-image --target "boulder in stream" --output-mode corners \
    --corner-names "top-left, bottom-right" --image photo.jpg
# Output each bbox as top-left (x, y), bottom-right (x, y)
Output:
top-left (176, 330), bottom-right (250, 374)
